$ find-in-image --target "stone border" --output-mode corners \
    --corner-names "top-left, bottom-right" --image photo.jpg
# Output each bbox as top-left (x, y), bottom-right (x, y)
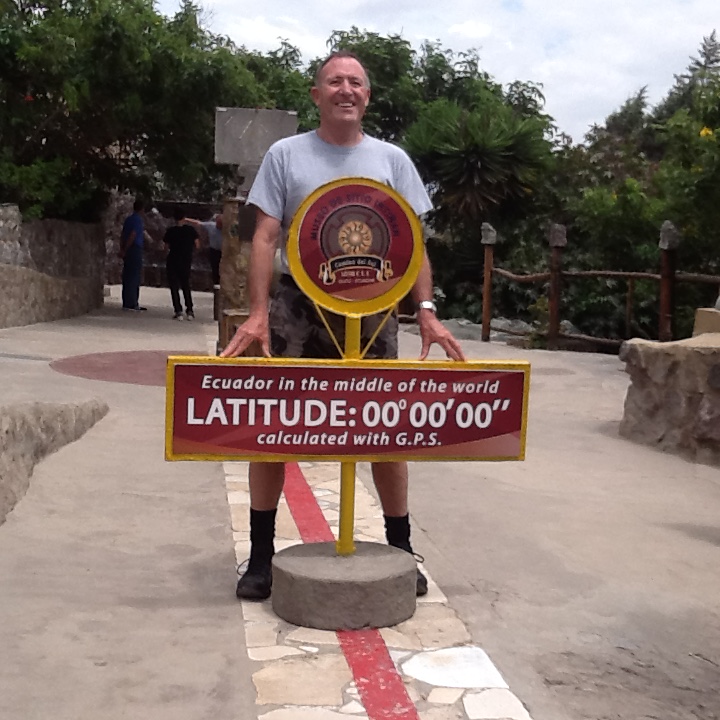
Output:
top-left (225, 460), bottom-right (535, 720)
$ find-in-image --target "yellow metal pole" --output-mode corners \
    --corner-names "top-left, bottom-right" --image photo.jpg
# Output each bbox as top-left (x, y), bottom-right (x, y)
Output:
top-left (336, 316), bottom-right (362, 556)
top-left (337, 462), bottom-right (357, 556)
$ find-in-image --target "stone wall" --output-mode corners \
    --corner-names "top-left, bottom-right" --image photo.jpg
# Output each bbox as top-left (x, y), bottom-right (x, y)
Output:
top-left (0, 204), bottom-right (105, 329)
top-left (619, 334), bottom-right (720, 466)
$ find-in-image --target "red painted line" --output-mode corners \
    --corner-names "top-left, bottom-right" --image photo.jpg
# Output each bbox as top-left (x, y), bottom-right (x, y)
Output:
top-left (283, 462), bottom-right (335, 543)
top-left (338, 629), bottom-right (421, 720)
top-left (283, 462), bottom-right (420, 720)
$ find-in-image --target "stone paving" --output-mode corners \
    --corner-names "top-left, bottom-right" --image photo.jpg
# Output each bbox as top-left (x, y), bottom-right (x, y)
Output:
top-left (224, 459), bottom-right (534, 720)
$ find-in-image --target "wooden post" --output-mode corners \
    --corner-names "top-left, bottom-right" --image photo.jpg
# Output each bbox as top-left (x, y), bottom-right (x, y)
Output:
top-left (481, 222), bottom-right (497, 342)
top-left (547, 224), bottom-right (567, 350)
top-left (217, 198), bottom-right (255, 353)
top-left (658, 221), bottom-right (681, 342)
top-left (625, 278), bottom-right (635, 339)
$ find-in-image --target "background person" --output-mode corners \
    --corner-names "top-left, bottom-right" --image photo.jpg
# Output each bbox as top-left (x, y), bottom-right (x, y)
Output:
top-left (221, 50), bottom-right (465, 601)
top-left (119, 199), bottom-right (148, 311)
top-left (184, 214), bottom-right (223, 286)
top-left (163, 206), bottom-right (199, 320)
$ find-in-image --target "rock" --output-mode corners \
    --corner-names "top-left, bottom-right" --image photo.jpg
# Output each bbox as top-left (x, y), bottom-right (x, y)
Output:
top-left (0, 400), bottom-right (109, 525)
top-left (694, 308), bottom-right (720, 336)
top-left (403, 316), bottom-right (537, 344)
top-left (560, 319), bottom-right (582, 335)
top-left (439, 318), bottom-right (485, 341)
top-left (619, 334), bottom-right (720, 466)
top-left (490, 317), bottom-right (535, 335)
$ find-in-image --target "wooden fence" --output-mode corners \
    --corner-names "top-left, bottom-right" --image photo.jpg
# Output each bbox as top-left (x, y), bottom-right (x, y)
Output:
top-left (480, 221), bottom-right (720, 348)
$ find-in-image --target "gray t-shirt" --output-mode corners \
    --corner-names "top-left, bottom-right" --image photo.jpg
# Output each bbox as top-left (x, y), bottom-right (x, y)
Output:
top-left (201, 221), bottom-right (223, 250)
top-left (247, 130), bottom-right (432, 273)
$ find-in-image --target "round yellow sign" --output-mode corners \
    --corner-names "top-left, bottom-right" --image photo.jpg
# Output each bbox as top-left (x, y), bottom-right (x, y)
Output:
top-left (286, 177), bottom-right (425, 316)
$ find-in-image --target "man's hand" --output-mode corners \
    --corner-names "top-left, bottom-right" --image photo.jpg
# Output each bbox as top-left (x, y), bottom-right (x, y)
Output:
top-left (220, 313), bottom-right (271, 358)
top-left (416, 309), bottom-right (466, 361)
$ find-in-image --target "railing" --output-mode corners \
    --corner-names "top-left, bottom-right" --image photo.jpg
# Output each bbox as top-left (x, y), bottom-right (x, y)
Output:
top-left (480, 221), bottom-right (720, 348)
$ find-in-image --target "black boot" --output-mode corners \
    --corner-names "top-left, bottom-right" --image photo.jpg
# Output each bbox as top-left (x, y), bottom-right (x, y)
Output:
top-left (384, 514), bottom-right (428, 597)
top-left (236, 508), bottom-right (276, 600)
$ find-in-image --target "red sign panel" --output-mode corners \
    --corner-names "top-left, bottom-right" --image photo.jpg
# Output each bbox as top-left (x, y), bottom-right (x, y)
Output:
top-left (166, 359), bottom-right (529, 462)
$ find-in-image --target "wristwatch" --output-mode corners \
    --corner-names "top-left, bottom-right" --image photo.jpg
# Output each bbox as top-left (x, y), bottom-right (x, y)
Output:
top-left (417, 300), bottom-right (437, 313)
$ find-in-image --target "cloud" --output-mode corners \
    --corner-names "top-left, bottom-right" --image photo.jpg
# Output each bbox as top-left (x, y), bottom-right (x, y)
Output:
top-left (156, 0), bottom-right (719, 142)
top-left (218, 14), bottom-right (328, 58)
top-left (447, 20), bottom-right (493, 40)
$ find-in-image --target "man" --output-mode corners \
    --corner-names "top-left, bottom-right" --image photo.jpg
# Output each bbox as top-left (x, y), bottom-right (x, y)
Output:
top-left (184, 214), bottom-right (223, 286)
top-left (163, 206), bottom-right (200, 320)
top-left (221, 50), bottom-right (465, 601)
top-left (119, 199), bottom-right (148, 311)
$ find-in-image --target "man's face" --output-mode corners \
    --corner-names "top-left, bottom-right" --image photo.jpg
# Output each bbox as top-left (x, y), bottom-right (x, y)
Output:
top-left (311, 57), bottom-right (370, 128)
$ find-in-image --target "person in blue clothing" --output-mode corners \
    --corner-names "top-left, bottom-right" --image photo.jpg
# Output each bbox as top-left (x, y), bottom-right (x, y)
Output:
top-left (119, 199), bottom-right (148, 311)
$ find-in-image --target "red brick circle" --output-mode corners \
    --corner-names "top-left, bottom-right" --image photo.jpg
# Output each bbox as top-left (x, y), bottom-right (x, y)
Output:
top-left (50, 351), bottom-right (202, 386)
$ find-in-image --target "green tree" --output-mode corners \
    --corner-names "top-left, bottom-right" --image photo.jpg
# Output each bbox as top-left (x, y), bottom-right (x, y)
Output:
top-left (652, 31), bottom-right (720, 128)
top-left (405, 98), bottom-right (550, 233)
top-left (0, 0), bottom-right (268, 218)
top-left (403, 97), bottom-right (552, 318)
top-left (243, 40), bottom-right (315, 130)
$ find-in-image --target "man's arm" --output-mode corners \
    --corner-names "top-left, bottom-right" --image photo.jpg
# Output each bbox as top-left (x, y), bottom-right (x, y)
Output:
top-left (118, 230), bottom-right (136, 258)
top-left (182, 218), bottom-right (209, 244)
top-left (220, 209), bottom-right (280, 358)
top-left (410, 248), bottom-right (466, 361)
top-left (182, 217), bottom-right (205, 231)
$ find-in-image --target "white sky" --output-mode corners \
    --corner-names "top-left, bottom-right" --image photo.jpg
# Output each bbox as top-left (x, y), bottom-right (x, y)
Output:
top-left (156, 0), bottom-right (718, 143)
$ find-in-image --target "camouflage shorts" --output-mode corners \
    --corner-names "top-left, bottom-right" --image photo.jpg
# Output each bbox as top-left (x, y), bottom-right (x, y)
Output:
top-left (270, 275), bottom-right (398, 359)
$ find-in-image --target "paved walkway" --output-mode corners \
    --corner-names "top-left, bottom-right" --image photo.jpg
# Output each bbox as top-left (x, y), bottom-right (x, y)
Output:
top-left (1, 286), bottom-right (719, 720)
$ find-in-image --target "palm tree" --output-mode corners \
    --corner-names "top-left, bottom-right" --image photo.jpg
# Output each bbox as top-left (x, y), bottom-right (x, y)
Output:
top-left (403, 98), bottom-right (551, 234)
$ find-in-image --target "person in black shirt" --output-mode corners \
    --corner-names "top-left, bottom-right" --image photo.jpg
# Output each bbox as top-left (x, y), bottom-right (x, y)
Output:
top-left (163, 206), bottom-right (199, 320)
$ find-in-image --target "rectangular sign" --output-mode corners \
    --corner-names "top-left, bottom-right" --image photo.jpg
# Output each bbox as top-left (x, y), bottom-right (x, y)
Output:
top-left (165, 357), bottom-right (530, 462)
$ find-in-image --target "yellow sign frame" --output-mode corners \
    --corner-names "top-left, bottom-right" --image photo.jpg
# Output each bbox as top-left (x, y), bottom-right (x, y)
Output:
top-left (165, 355), bottom-right (531, 463)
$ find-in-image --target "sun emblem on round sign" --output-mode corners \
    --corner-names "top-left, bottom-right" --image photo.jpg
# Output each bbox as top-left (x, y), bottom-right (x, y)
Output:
top-left (338, 220), bottom-right (373, 254)
top-left (287, 178), bottom-right (425, 316)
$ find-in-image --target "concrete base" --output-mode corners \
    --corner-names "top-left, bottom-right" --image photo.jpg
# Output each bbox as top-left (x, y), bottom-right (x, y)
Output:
top-left (271, 541), bottom-right (417, 630)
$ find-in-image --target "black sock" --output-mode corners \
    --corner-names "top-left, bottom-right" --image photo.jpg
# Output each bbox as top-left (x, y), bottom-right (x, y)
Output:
top-left (384, 513), bottom-right (413, 554)
top-left (248, 508), bottom-right (277, 568)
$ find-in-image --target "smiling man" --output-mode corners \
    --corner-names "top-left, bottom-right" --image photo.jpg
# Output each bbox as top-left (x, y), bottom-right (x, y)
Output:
top-left (221, 50), bottom-right (465, 601)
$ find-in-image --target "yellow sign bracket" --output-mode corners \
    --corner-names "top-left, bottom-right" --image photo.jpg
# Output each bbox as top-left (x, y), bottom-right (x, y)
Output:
top-left (313, 302), bottom-right (397, 365)
top-left (313, 303), bottom-right (345, 358)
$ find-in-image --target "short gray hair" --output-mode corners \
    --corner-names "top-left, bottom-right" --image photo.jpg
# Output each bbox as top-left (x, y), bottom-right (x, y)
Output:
top-left (314, 50), bottom-right (371, 89)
